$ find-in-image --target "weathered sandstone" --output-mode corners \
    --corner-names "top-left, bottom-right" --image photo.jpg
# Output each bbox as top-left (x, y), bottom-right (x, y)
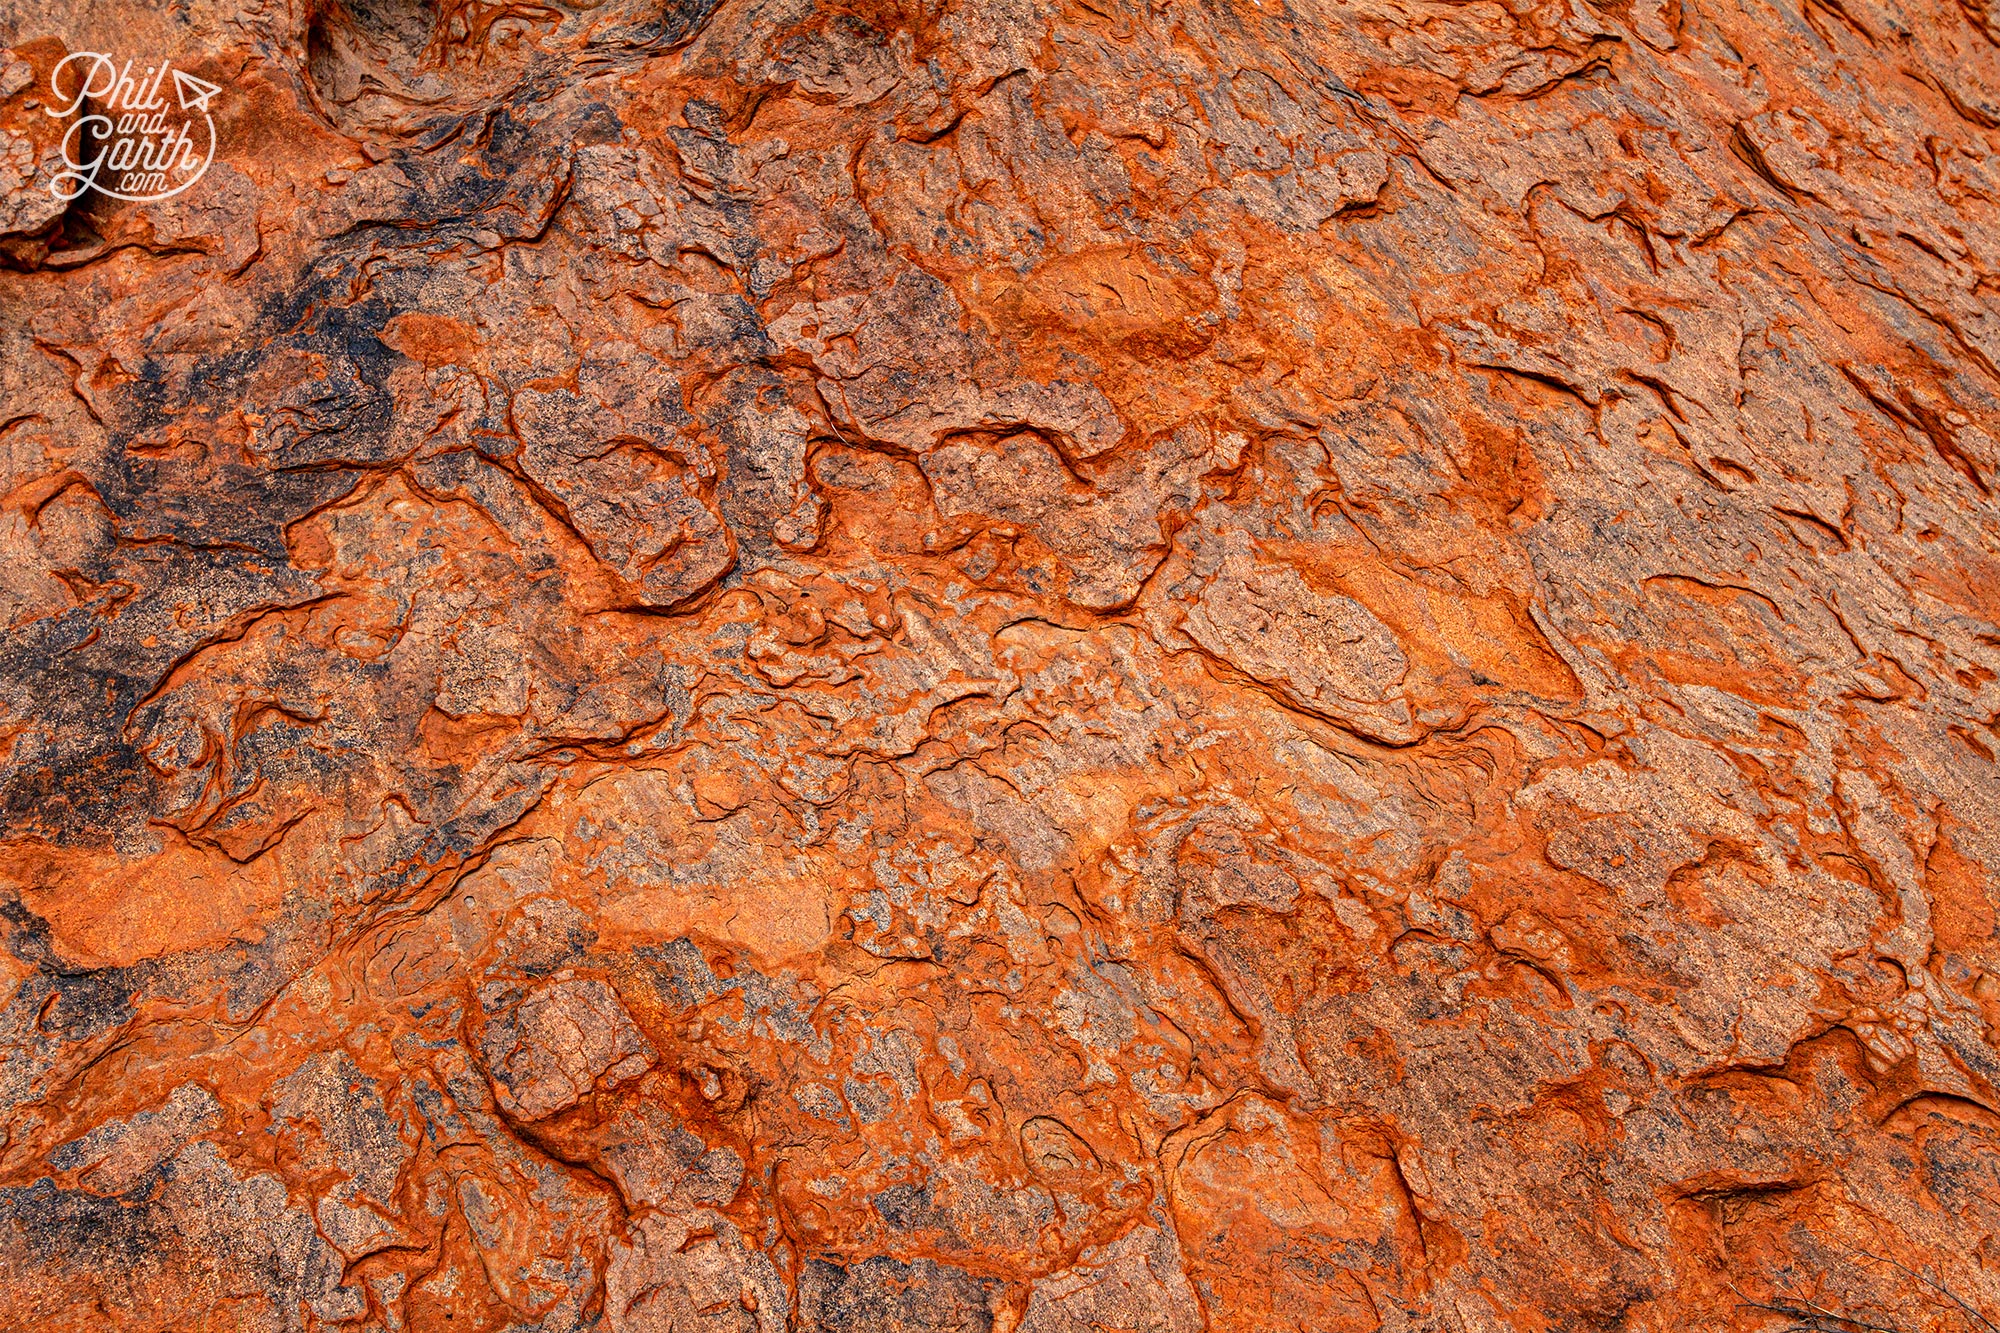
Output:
top-left (1, 0), bottom-right (1998, 1327)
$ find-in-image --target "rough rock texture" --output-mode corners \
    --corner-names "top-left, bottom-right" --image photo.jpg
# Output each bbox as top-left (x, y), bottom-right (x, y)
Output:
top-left (0, 0), bottom-right (1998, 1327)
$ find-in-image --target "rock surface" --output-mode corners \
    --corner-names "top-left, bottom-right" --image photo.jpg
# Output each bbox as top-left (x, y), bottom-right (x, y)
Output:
top-left (0, 0), bottom-right (1997, 1327)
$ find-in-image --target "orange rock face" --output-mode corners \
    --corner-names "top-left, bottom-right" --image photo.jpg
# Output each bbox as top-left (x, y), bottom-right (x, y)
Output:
top-left (2, 0), bottom-right (1999, 1327)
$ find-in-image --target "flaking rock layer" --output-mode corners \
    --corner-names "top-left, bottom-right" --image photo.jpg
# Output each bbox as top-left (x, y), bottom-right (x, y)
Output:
top-left (2, 0), bottom-right (1999, 1328)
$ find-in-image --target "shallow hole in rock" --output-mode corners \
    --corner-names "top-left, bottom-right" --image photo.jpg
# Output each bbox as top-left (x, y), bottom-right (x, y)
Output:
top-left (305, 0), bottom-right (454, 136)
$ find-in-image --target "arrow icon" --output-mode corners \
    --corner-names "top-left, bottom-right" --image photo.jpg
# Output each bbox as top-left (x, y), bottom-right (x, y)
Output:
top-left (171, 67), bottom-right (220, 113)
